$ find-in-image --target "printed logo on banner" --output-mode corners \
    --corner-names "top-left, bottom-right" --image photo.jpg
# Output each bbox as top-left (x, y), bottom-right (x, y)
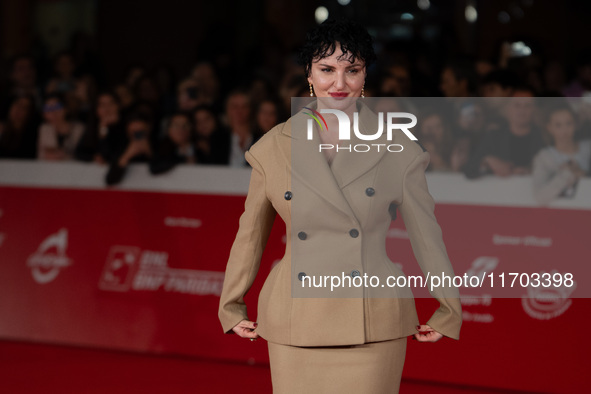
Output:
top-left (465, 256), bottom-right (499, 284)
top-left (27, 228), bottom-right (72, 284)
top-left (99, 246), bottom-right (141, 291)
top-left (522, 270), bottom-right (576, 320)
top-left (460, 257), bottom-right (497, 323)
top-left (98, 245), bottom-right (224, 296)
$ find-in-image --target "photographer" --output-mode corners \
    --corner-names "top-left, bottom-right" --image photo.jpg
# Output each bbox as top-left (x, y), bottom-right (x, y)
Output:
top-left (149, 112), bottom-right (195, 175)
top-left (105, 114), bottom-right (152, 185)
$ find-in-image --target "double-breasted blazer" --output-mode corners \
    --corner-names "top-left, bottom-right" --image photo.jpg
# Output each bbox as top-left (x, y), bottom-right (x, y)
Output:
top-left (218, 100), bottom-right (462, 347)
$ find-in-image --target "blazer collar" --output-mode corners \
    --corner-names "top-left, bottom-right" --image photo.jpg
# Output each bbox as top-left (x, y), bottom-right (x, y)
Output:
top-left (278, 99), bottom-right (389, 219)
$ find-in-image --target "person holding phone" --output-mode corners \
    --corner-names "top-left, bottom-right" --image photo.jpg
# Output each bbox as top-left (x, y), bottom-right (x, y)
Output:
top-left (532, 102), bottom-right (591, 205)
top-left (149, 112), bottom-right (196, 174)
top-left (105, 114), bottom-right (153, 185)
top-left (37, 93), bottom-right (85, 161)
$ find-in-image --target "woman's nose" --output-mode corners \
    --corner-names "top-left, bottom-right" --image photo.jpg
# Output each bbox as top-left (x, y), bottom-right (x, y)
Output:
top-left (334, 72), bottom-right (346, 90)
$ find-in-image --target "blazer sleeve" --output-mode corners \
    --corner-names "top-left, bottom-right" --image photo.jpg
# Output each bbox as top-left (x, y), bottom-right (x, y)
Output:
top-left (218, 149), bottom-right (277, 334)
top-left (398, 150), bottom-right (463, 340)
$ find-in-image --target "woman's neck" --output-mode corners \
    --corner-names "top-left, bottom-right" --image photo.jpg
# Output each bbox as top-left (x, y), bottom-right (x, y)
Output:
top-left (52, 120), bottom-right (70, 135)
top-left (554, 138), bottom-right (578, 153)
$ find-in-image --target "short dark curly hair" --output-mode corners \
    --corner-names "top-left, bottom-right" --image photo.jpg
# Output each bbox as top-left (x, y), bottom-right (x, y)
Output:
top-left (298, 17), bottom-right (377, 78)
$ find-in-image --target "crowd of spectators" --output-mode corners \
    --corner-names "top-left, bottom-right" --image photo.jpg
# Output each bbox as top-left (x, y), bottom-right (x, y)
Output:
top-left (1, 39), bottom-right (591, 204)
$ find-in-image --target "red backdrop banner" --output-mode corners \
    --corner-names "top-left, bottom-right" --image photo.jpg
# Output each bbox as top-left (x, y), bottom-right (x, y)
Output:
top-left (0, 162), bottom-right (589, 393)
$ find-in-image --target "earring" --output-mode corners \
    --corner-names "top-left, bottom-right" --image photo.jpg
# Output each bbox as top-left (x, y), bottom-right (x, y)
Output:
top-left (361, 84), bottom-right (365, 98)
top-left (309, 83), bottom-right (314, 97)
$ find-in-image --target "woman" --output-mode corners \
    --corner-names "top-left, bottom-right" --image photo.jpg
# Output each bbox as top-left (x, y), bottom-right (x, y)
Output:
top-left (37, 93), bottom-right (85, 161)
top-left (75, 91), bottom-right (125, 163)
top-left (193, 105), bottom-right (230, 165)
top-left (0, 95), bottom-right (38, 159)
top-left (532, 103), bottom-right (590, 205)
top-left (254, 98), bottom-right (284, 137)
top-left (415, 108), bottom-right (465, 172)
top-left (149, 112), bottom-right (195, 174)
top-left (218, 18), bottom-right (462, 393)
top-left (105, 114), bottom-right (152, 186)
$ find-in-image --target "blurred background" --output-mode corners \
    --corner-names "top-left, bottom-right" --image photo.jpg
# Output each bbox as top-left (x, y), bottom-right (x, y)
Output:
top-left (2, 0), bottom-right (591, 177)
top-left (1, 1), bottom-right (590, 393)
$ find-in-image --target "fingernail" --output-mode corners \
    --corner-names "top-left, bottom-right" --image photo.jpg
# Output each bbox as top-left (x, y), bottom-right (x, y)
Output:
top-left (416, 325), bottom-right (420, 329)
top-left (254, 322), bottom-right (258, 327)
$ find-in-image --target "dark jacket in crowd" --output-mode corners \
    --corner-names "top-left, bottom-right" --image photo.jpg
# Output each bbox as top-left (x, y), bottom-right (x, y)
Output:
top-left (463, 122), bottom-right (546, 179)
top-left (0, 121), bottom-right (39, 159)
top-left (149, 136), bottom-right (193, 174)
top-left (75, 121), bottom-right (126, 163)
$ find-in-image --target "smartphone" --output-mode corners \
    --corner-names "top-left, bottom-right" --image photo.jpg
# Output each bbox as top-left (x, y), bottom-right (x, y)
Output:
top-left (133, 130), bottom-right (146, 140)
top-left (186, 87), bottom-right (199, 99)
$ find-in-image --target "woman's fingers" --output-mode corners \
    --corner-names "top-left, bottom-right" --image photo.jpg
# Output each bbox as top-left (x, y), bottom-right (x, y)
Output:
top-left (414, 324), bottom-right (443, 342)
top-left (416, 324), bottom-right (433, 332)
top-left (232, 319), bottom-right (259, 339)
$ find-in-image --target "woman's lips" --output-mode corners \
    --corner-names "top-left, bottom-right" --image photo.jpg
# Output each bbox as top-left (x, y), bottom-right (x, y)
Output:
top-left (329, 92), bottom-right (349, 98)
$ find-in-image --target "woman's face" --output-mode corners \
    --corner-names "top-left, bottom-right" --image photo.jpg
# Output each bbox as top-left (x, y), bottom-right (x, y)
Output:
top-left (420, 114), bottom-right (445, 142)
top-left (226, 93), bottom-right (251, 125)
top-left (55, 54), bottom-right (75, 78)
top-left (547, 109), bottom-right (576, 143)
top-left (43, 98), bottom-right (66, 123)
top-left (114, 85), bottom-right (134, 108)
top-left (195, 109), bottom-right (216, 137)
top-left (96, 94), bottom-right (119, 124)
top-left (168, 115), bottom-right (191, 145)
top-left (307, 42), bottom-right (366, 99)
top-left (257, 101), bottom-right (278, 133)
top-left (9, 97), bottom-right (32, 125)
top-left (136, 78), bottom-right (160, 102)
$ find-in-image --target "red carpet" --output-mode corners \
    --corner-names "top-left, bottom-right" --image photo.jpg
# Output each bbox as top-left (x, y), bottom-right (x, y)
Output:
top-left (0, 340), bottom-right (540, 393)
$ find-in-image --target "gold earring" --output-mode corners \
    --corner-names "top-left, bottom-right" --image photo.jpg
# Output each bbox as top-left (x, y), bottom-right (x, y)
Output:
top-left (361, 84), bottom-right (365, 98)
top-left (309, 83), bottom-right (314, 97)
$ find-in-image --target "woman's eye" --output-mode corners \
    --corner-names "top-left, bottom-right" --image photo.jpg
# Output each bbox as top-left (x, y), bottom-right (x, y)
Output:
top-left (321, 68), bottom-right (332, 72)
top-left (348, 69), bottom-right (359, 74)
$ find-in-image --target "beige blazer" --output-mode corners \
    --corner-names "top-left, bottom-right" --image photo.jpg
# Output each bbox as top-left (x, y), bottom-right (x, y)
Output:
top-left (218, 100), bottom-right (462, 346)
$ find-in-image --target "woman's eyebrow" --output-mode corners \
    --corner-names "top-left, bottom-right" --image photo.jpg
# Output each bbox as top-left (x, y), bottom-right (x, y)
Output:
top-left (316, 63), bottom-right (363, 68)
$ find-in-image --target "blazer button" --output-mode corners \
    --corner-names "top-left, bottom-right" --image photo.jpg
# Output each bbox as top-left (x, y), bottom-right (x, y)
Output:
top-left (351, 270), bottom-right (361, 278)
top-left (349, 229), bottom-right (359, 238)
top-left (298, 231), bottom-right (307, 240)
top-left (365, 187), bottom-right (375, 197)
top-left (298, 272), bottom-right (307, 281)
top-left (284, 191), bottom-right (292, 200)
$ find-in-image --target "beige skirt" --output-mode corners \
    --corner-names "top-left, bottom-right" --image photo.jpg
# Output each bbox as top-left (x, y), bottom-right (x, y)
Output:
top-left (267, 337), bottom-right (407, 394)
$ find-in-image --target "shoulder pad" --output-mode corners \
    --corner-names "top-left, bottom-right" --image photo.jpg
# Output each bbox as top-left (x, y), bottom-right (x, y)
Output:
top-left (414, 139), bottom-right (427, 152)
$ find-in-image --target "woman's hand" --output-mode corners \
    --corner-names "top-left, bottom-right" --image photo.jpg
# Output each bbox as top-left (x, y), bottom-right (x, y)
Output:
top-left (565, 161), bottom-right (586, 179)
top-left (43, 148), bottom-right (66, 161)
top-left (232, 319), bottom-right (259, 340)
top-left (414, 324), bottom-right (443, 343)
top-left (118, 140), bottom-right (152, 167)
top-left (483, 156), bottom-right (513, 177)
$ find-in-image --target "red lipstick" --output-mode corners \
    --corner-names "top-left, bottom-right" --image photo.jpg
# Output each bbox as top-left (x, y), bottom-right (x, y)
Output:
top-left (329, 92), bottom-right (348, 98)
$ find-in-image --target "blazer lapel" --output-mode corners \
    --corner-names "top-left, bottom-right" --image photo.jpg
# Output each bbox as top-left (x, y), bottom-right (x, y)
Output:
top-left (280, 103), bottom-right (357, 219)
top-left (278, 100), bottom-right (390, 220)
top-left (329, 101), bottom-right (389, 189)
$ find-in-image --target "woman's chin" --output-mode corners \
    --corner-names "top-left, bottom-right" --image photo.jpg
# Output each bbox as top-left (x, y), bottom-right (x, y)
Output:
top-left (317, 96), bottom-right (359, 110)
